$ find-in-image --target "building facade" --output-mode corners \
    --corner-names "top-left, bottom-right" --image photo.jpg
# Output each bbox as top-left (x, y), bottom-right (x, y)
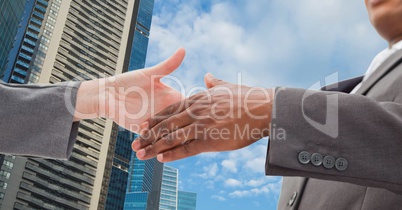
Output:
top-left (124, 152), bottom-right (164, 210)
top-left (178, 191), bottom-right (197, 210)
top-left (105, 0), bottom-right (155, 209)
top-left (0, 0), bottom-right (139, 209)
top-left (2, 0), bottom-right (52, 83)
top-left (159, 166), bottom-right (179, 210)
top-left (0, 0), bottom-right (27, 208)
top-left (0, 0), bottom-right (27, 77)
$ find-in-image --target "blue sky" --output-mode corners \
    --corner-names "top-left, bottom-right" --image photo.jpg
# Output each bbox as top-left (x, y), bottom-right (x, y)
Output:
top-left (145, 0), bottom-right (386, 209)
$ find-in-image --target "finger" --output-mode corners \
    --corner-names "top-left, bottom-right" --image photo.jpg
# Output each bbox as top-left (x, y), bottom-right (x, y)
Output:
top-left (132, 107), bottom-right (193, 151)
top-left (156, 140), bottom-right (204, 162)
top-left (204, 72), bottom-right (229, 88)
top-left (135, 124), bottom-right (199, 160)
top-left (144, 48), bottom-right (186, 78)
top-left (148, 100), bottom-right (187, 128)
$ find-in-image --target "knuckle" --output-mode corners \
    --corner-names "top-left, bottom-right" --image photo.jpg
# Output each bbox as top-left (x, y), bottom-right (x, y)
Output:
top-left (148, 117), bottom-right (158, 128)
top-left (163, 135), bottom-right (174, 146)
top-left (166, 105), bottom-right (175, 115)
top-left (165, 149), bottom-right (175, 159)
top-left (139, 136), bottom-right (150, 146)
top-left (183, 144), bottom-right (191, 154)
top-left (213, 78), bottom-right (222, 85)
top-left (145, 145), bottom-right (155, 155)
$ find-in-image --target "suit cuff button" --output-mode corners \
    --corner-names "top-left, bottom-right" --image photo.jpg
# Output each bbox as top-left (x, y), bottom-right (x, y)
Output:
top-left (298, 151), bottom-right (311, 164)
top-left (335, 158), bottom-right (348, 171)
top-left (310, 153), bottom-right (323, 166)
top-left (323, 156), bottom-right (336, 169)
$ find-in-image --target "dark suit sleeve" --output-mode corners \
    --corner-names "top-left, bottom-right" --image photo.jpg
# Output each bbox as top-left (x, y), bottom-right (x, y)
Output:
top-left (266, 87), bottom-right (402, 194)
top-left (0, 82), bottom-right (81, 160)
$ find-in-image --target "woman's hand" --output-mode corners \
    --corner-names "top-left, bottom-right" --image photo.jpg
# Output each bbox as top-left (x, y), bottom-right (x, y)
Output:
top-left (74, 48), bottom-right (186, 133)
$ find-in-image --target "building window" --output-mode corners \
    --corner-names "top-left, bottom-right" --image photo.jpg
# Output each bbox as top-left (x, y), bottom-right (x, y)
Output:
top-left (0, 170), bottom-right (11, 179)
top-left (50, 9), bottom-right (58, 16)
top-left (3, 160), bottom-right (13, 169)
top-left (1, 182), bottom-right (8, 190)
top-left (51, 3), bottom-right (60, 10)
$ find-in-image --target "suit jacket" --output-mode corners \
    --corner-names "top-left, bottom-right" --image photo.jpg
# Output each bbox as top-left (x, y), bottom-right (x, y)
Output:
top-left (266, 49), bottom-right (402, 209)
top-left (0, 81), bottom-right (80, 159)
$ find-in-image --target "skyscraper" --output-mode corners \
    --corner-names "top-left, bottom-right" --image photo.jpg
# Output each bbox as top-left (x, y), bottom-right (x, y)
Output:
top-left (0, 0), bottom-right (140, 209)
top-left (159, 166), bottom-right (198, 210)
top-left (178, 191), bottom-right (197, 210)
top-left (0, 0), bottom-right (27, 207)
top-left (105, 128), bottom-right (134, 210)
top-left (0, 0), bottom-right (27, 77)
top-left (105, 0), bottom-right (155, 209)
top-left (124, 152), bottom-right (164, 210)
top-left (159, 166), bottom-right (179, 210)
top-left (2, 0), bottom-right (53, 84)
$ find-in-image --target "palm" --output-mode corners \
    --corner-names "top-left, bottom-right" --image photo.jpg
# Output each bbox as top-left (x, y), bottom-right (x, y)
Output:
top-left (106, 49), bottom-right (185, 133)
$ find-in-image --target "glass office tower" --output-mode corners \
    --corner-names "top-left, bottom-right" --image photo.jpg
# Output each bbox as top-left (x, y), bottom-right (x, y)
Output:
top-left (105, 128), bottom-right (134, 210)
top-left (0, 0), bottom-right (27, 77)
top-left (124, 153), bottom-right (164, 210)
top-left (3, 0), bottom-right (51, 83)
top-left (159, 166), bottom-right (179, 210)
top-left (0, 0), bottom-right (139, 209)
top-left (178, 191), bottom-right (197, 210)
top-left (105, 0), bottom-right (155, 209)
top-left (0, 1), bottom-right (32, 208)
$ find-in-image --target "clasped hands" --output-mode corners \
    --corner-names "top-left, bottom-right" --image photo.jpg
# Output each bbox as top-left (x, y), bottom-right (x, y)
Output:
top-left (75, 48), bottom-right (274, 162)
top-left (130, 51), bottom-right (274, 162)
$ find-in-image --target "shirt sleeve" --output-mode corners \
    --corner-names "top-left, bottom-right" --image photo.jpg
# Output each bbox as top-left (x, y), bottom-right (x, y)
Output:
top-left (0, 81), bottom-right (81, 160)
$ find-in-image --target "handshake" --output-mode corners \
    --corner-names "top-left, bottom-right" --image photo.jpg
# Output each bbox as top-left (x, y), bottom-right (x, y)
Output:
top-left (73, 48), bottom-right (274, 162)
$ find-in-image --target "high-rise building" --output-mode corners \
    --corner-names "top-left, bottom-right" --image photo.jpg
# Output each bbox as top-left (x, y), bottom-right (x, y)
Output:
top-left (2, 0), bottom-right (51, 83)
top-left (178, 191), bottom-right (197, 210)
top-left (0, 0), bottom-right (140, 209)
top-left (123, 160), bottom-right (198, 210)
top-left (124, 152), bottom-right (164, 210)
top-left (159, 166), bottom-right (179, 210)
top-left (0, 0), bottom-right (27, 77)
top-left (105, 0), bottom-right (154, 209)
top-left (105, 128), bottom-right (134, 210)
top-left (0, 0), bottom-right (27, 207)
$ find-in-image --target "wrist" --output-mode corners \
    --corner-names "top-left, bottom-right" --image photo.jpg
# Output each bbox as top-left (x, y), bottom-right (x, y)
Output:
top-left (73, 78), bottom-right (107, 121)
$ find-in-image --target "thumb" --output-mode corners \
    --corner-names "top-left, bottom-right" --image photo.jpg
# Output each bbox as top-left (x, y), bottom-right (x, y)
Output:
top-left (145, 48), bottom-right (186, 78)
top-left (204, 73), bottom-right (229, 89)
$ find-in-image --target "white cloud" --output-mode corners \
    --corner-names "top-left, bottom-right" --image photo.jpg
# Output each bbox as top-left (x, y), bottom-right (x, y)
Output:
top-left (224, 178), bottom-right (243, 188)
top-left (205, 180), bottom-right (215, 189)
top-left (221, 159), bottom-right (237, 173)
top-left (148, 0), bottom-right (385, 92)
top-left (228, 179), bottom-right (283, 198)
top-left (211, 195), bottom-right (227, 201)
top-left (245, 179), bottom-right (267, 188)
top-left (197, 162), bottom-right (219, 179)
top-left (229, 190), bottom-right (252, 198)
top-left (245, 157), bottom-right (266, 174)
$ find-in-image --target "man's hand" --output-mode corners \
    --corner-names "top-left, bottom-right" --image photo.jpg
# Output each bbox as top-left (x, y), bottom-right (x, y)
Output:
top-left (132, 73), bottom-right (274, 162)
top-left (74, 48), bottom-right (186, 133)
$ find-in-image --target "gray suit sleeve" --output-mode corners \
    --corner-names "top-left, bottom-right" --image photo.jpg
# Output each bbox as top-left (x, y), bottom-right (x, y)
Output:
top-left (0, 82), bottom-right (81, 160)
top-left (266, 87), bottom-right (402, 194)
